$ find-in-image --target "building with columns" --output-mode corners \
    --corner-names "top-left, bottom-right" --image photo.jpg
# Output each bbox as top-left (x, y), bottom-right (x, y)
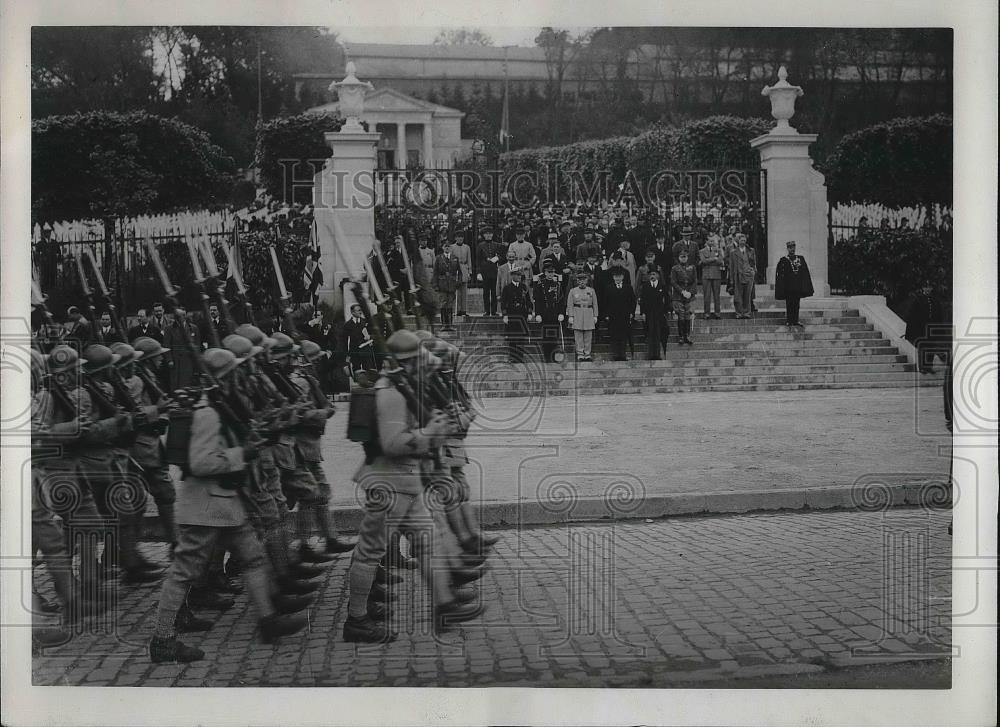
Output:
top-left (306, 86), bottom-right (468, 169)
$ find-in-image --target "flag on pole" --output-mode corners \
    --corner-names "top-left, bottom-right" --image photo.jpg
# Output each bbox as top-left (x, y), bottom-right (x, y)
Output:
top-left (499, 46), bottom-right (510, 150)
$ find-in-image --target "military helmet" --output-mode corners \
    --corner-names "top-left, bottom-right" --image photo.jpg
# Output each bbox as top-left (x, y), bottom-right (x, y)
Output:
top-left (222, 334), bottom-right (262, 360)
top-left (299, 339), bottom-right (323, 362)
top-left (202, 348), bottom-right (243, 380)
top-left (268, 331), bottom-right (298, 359)
top-left (110, 342), bottom-right (143, 366)
top-left (81, 344), bottom-right (121, 374)
top-left (132, 336), bottom-right (170, 360)
top-left (386, 329), bottom-right (421, 361)
top-left (47, 345), bottom-right (85, 375)
top-left (234, 324), bottom-right (266, 346)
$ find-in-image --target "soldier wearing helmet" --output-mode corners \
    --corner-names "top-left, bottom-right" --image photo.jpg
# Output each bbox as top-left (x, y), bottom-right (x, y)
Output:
top-left (287, 340), bottom-right (354, 555)
top-left (115, 341), bottom-right (178, 552)
top-left (342, 329), bottom-right (485, 643)
top-left (149, 348), bottom-right (309, 665)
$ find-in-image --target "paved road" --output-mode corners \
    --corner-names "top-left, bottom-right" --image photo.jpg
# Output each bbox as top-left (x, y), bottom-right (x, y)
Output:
top-left (320, 386), bottom-right (952, 508)
top-left (31, 508), bottom-right (951, 687)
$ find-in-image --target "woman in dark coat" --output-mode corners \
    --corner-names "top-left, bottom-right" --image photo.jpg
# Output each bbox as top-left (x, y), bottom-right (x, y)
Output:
top-left (774, 240), bottom-right (814, 327)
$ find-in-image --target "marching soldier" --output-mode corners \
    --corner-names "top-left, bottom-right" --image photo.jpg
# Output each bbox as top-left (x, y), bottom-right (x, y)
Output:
top-left (342, 330), bottom-right (485, 643)
top-left (30, 348), bottom-right (108, 646)
top-left (116, 339), bottom-right (178, 549)
top-left (533, 260), bottom-right (566, 363)
top-left (288, 339), bottom-right (355, 554)
top-left (80, 343), bottom-right (164, 585)
top-left (149, 348), bottom-right (309, 664)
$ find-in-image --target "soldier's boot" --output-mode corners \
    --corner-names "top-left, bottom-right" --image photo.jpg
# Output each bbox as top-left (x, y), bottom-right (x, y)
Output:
top-left (119, 516), bottom-right (165, 586)
top-left (434, 598), bottom-right (487, 633)
top-left (33, 627), bottom-right (71, 650)
top-left (186, 588), bottom-right (235, 611)
top-left (459, 503), bottom-right (499, 552)
top-left (264, 526), bottom-right (320, 594)
top-left (49, 555), bottom-right (106, 624)
top-left (259, 612), bottom-right (309, 643)
top-left (294, 508), bottom-right (337, 565)
top-left (343, 615), bottom-right (398, 643)
top-left (149, 635), bottom-right (204, 664)
top-left (374, 562), bottom-right (403, 586)
top-left (273, 593), bottom-right (315, 614)
top-left (175, 602), bottom-right (213, 633)
top-left (313, 503), bottom-right (355, 554)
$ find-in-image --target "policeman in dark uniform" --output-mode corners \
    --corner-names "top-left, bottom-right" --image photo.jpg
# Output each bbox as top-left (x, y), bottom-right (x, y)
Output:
top-left (500, 268), bottom-right (533, 363)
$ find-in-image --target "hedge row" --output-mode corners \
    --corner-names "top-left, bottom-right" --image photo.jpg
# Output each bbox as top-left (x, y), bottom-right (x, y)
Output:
top-left (498, 116), bottom-right (772, 199)
top-left (32, 111), bottom-right (236, 224)
top-left (821, 114), bottom-right (952, 207)
top-left (254, 113), bottom-right (343, 205)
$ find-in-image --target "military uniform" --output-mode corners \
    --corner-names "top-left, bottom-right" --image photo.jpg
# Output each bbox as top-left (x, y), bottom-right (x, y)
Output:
top-left (670, 261), bottom-right (698, 345)
top-left (500, 275), bottom-right (533, 363)
top-left (566, 282), bottom-right (599, 361)
top-left (533, 271), bottom-right (565, 362)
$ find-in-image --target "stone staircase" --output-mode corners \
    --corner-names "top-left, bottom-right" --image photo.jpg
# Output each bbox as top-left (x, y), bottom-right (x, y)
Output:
top-left (438, 304), bottom-right (943, 398)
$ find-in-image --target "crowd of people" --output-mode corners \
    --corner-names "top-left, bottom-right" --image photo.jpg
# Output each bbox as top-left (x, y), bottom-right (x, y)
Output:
top-left (367, 202), bottom-right (815, 362)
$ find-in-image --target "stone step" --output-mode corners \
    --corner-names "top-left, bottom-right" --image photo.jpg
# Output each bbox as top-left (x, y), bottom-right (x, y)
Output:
top-left (462, 362), bottom-right (915, 382)
top-left (468, 377), bottom-right (942, 398)
top-left (458, 353), bottom-right (908, 370)
top-left (465, 370), bottom-right (935, 394)
top-left (454, 344), bottom-right (902, 361)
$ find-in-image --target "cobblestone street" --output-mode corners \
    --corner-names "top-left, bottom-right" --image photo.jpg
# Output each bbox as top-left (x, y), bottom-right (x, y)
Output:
top-left (31, 508), bottom-right (952, 688)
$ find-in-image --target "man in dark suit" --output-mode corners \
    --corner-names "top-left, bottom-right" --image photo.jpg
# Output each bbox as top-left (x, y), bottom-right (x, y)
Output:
top-left (648, 228), bottom-right (673, 278)
top-left (94, 310), bottom-right (124, 345)
top-left (432, 241), bottom-right (462, 331)
top-left (163, 305), bottom-right (203, 390)
top-left (200, 303), bottom-right (229, 345)
top-left (904, 283), bottom-right (950, 374)
top-left (63, 306), bottom-right (94, 347)
top-left (127, 308), bottom-right (162, 344)
top-left (605, 268), bottom-right (636, 361)
top-left (342, 303), bottom-right (378, 374)
top-left (639, 268), bottom-right (670, 358)
top-left (476, 227), bottom-right (506, 317)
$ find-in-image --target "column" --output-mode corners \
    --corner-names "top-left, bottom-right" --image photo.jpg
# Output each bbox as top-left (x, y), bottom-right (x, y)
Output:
top-left (395, 122), bottom-right (406, 169)
top-left (422, 123), bottom-right (434, 168)
top-left (750, 131), bottom-right (830, 295)
top-left (313, 128), bottom-right (381, 315)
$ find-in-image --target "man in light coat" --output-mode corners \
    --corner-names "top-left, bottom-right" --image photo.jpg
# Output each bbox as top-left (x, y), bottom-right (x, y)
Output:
top-left (566, 271), bottom-right (599, 362)
top-left (507, 225), bottom-right (537, 274)
top-left (451, 231), bottom-right (472, 317)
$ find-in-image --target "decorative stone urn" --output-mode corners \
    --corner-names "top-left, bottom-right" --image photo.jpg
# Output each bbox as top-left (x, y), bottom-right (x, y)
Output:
top-left (329, 61), bottom-right (373, 132)
top-left (761, 66), bottom-right (804, 133)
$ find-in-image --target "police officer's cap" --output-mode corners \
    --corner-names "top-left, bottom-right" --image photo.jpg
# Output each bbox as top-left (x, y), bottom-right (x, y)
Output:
top-left (81, 344), bottom-right (121, 374)
top-left (202, 348), bottom-right (244, 380)
top-left (110, 342), bottom-right (144, 366)
top-left (222, 334), bottom-right (262, 360)
top-left (235, 324), bottom-right (267, 346)
top-left (386, 329), bottom-right (421, 361)
top-left (47, 345), bottom-right (85, 375)
top-left (132, 336), bottom-right (170, 360)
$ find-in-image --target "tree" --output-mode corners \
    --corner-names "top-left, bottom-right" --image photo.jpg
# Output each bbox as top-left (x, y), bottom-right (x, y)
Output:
top-left (433, 28), bottom-right (493, 46)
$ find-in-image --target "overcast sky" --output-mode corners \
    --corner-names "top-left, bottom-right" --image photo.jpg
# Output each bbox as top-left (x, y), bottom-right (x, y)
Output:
top-left (333, 27), bottom-right (547, 47)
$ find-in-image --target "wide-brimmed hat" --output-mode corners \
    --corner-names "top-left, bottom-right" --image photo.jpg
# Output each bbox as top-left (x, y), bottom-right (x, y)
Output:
top-left (81, 344), bottom-right (121, 374)
top-left (131, 336), bottom-right (170, 360)
top-left (110, 342), bottom-right (144, 366)
top-left (47, 345), bottom-right (86, 375)
top-left (203, 348), bottom-right (244, 379)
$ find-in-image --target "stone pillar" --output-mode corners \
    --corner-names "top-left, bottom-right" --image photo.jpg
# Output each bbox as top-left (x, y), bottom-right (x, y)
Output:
top-left (750, 67), bottom-right (830, 294)
top-left (313, 62), bottom-right (379, 315)
top-left (313, 129), bottom-right (381, 312)
top-left (395, 122), bottom-right (406, 169)
top-left (422, 123), bottom-right (434, 168)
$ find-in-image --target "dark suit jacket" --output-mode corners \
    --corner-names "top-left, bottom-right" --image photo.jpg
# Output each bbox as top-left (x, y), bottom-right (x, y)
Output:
top-left (640, 281), bottom-right (669, 318)
top-left (500, 282), bottom-right (533, 317)
top-left (432, 253), bottom-right (461, 293)
top-left (342, 317), bottom-right (374, 365)
top-left (605, 283), bottom-right (637, 332)
top-left (127, 323), bottom-right (163, 345)
top-left (94, 325), bottom-right (125, 345)
top-left (476, 240), bottom-right (507, 279)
